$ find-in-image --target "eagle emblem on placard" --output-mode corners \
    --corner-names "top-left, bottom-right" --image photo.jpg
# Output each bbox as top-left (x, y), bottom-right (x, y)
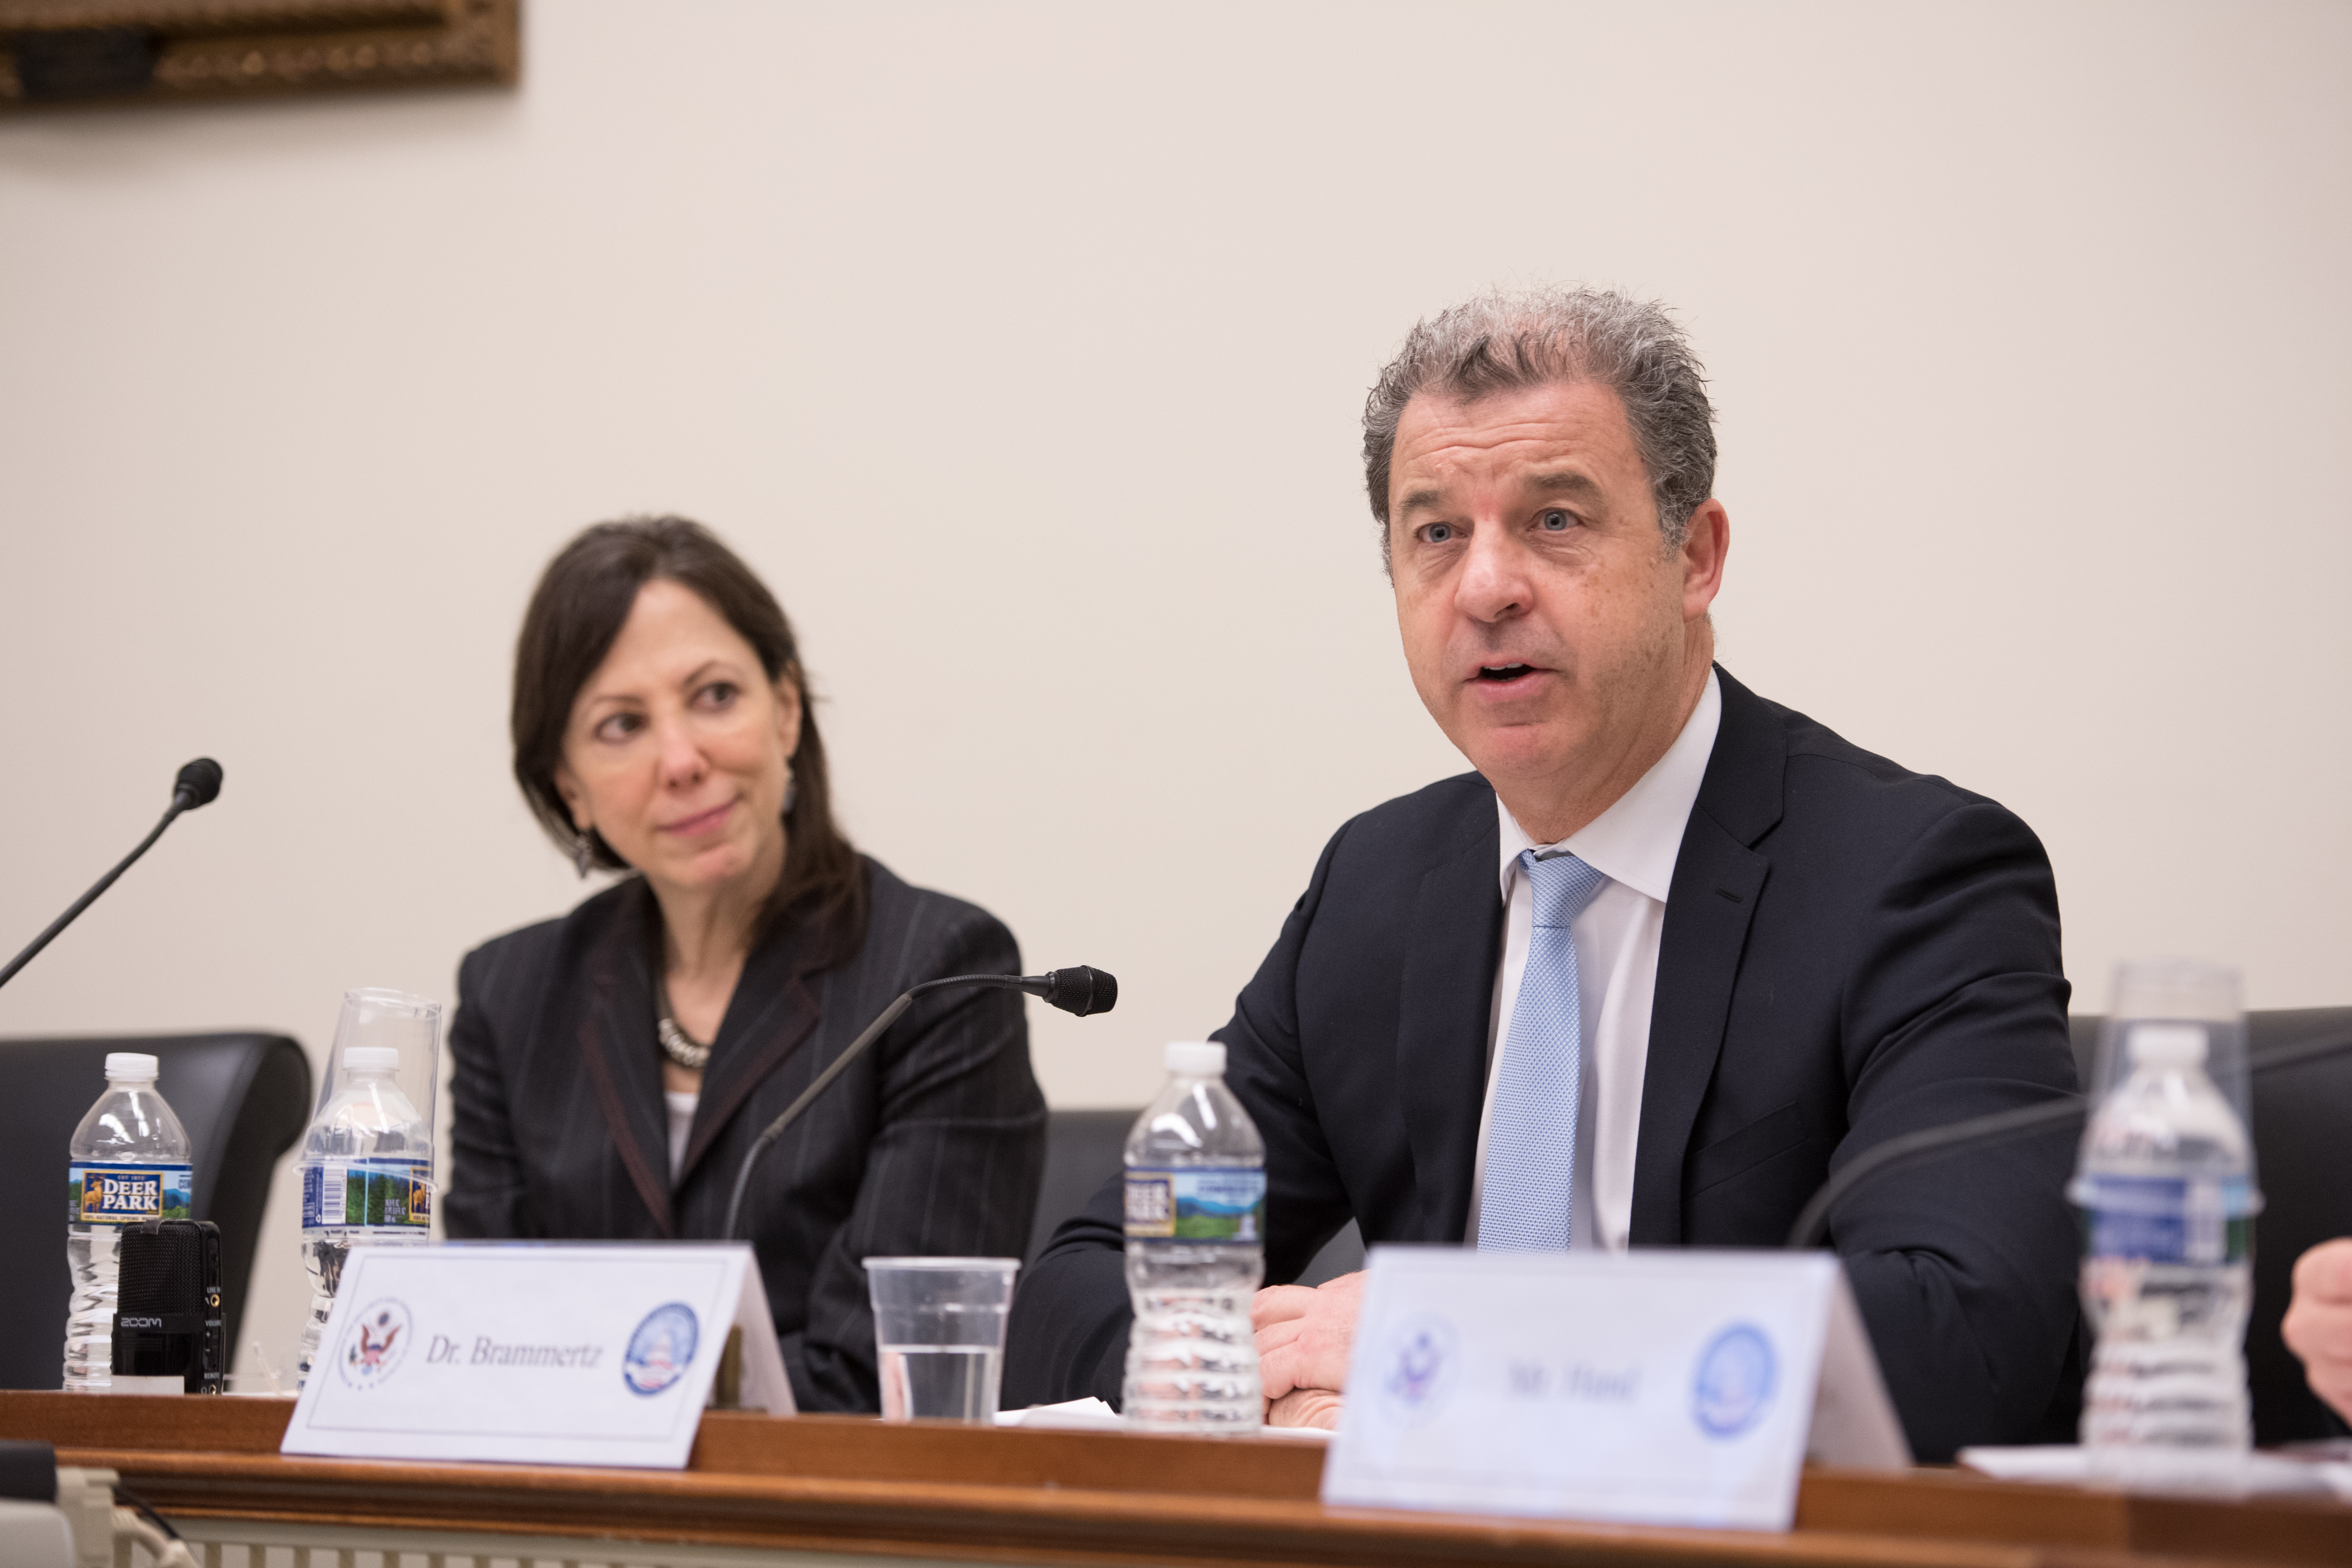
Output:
top-left (337, 1299), bottom-right (413, 1390)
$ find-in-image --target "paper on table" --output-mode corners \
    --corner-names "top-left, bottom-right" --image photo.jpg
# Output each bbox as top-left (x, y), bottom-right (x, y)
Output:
top-left (995, 1397), bottom-right (1121, 1429)
top-left (992, 1397), bottom-right (1331, 1440)
top-left (1961, 1445), bottom-right (2352, 1500)
top-left (1257, 1422), bottom-right (1334, 1442)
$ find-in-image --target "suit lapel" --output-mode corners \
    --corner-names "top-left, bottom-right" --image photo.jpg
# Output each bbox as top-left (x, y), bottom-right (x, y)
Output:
top-left (1396, 792), bottom-right (1504, 1241)
top-left (575, 884), bottom-right (675, 1236)
top-left (676, 921), bottom-right (824, 1190)
top-left (1629, 667), bottom-right (1784, 1245)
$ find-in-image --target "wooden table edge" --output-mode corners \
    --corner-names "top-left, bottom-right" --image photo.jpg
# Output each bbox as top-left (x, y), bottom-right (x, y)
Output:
top-left (57, 1444), bottom-right (2120, 1568)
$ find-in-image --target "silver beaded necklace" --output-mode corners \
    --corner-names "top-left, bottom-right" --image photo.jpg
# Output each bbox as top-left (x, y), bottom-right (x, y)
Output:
top-left (655, 978), bottom-right (712, 1071)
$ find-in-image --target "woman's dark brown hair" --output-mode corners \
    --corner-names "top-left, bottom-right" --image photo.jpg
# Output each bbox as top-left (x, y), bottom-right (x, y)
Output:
top-left (511, 516), bottom-right (866, 950)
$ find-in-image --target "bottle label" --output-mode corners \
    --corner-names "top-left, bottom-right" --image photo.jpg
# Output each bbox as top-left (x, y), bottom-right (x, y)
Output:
top-left (1124, 1168), bottom-right (1266, 1243)
top-left (302, 1158), bottom-right (433, 1233)
top-left (68, 1162), bottom-right (194, 1225)
top-left (2074, 1173), bottom-right (2253, 1264)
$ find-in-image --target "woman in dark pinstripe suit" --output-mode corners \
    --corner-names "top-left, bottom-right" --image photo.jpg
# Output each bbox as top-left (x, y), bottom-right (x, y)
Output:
top-left (443, 517), bottom-right (1046, 1412)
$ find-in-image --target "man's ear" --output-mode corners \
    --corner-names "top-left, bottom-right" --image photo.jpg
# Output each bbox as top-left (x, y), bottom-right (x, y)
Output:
top-left (1680, 499), bottom-right (1730, 621)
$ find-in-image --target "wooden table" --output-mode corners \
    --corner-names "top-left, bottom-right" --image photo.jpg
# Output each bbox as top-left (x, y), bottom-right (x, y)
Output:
top-left (4, 1391), bottom-right (2348, 1568)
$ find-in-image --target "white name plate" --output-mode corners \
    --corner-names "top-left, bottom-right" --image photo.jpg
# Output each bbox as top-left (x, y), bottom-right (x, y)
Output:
top-left (281, 1242), bottom-right (793, 1468)
top-left (1322, 1248), bottom-right (1910, 1532)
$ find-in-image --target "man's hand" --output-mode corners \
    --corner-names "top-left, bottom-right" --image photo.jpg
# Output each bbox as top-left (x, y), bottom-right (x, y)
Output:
top-left (1267, 1387), bottom-right (1346, 1429)
top-left (2283, 1238), bottom-right (2352, 1422)
top-left (1254, 1270), bottom-right (1366, 1403)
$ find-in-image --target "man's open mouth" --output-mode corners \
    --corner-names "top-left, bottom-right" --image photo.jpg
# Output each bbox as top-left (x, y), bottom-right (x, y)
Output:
top-left (1475, 664), bottom-right (1535, 682)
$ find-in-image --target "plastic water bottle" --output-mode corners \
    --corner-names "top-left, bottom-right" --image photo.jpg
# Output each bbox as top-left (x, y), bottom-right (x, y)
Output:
top-left (296, 1046), bottom-right (432, 1387)
top-left (1122, 1040), bottom-right (1266, 1429)
top-left (2071, 1019), bottom-right (2262, 1480)
top-left (64, 1053), bottom-right (193, 1391)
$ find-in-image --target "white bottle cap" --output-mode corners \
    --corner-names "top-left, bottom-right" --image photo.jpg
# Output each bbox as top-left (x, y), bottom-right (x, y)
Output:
top-left (2127, 1021), bottom-right (2208, 1068)
top-left (104, 1052), bottom-right (159, 1081)
top-left (1165, 1040), bottom-right (1226, 1078)
top-left (343, 1046), bottom-right (402, 1075)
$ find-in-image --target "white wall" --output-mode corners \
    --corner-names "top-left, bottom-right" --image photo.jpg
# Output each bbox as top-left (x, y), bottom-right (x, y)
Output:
top-left (2, 1), bottom-right (2345, 1383)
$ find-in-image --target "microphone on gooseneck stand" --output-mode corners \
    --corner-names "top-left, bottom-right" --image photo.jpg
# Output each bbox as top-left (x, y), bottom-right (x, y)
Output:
top-left (1783, 1027), bottom-right (2352, 1250)
top-left (721, 967), bottom-right (1118, 1241)
top-left (0, 759), bottom-right (223, 991)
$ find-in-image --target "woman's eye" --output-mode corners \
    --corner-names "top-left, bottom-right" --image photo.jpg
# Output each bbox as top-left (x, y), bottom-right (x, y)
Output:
top-left (1539, 509), bottom-right (1572, 532)
top-left (594, 713), bottom-right (643, 742)
top-left (698, 682), bottom-right (739, 709)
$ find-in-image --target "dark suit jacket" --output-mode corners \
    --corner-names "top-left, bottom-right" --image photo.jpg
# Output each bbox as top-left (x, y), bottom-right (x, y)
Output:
top-left (1005, 669), bottom-right (2082, 1460)
top-left (444, 857), bottom-right (1048, 1413)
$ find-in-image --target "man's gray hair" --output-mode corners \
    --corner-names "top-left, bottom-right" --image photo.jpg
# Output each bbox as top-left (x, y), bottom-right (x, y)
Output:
top-left (1362, 287), bottom-right (1717, 566)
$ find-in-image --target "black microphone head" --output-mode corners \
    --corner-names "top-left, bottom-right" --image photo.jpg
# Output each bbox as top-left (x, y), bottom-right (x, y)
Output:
top-left (1040, 966), bottom-right (1117, 1018)
top-left (173, 757), bottom-right (222, 809)
top-left (116, 1220), bottom-right (206, 1318)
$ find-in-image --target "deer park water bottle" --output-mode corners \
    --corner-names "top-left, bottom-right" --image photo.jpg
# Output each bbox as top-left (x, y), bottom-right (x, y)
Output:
top-left (63, 1053), bottom-right (193, 1391)
top-left (2071, 960), bottom-right (2261, 1484)
top-left (296, 989), bottom-right (440, 1389)
top-left (1122, 1040), bottom-right (1266, 1429)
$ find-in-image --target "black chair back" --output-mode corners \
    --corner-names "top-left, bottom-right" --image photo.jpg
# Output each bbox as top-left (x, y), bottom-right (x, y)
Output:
top-left (1026, 1109), bottom-right (1133, 1265)
top-left (0, 1033), bottom-right (311, 1390)
top-left (2071, 1007), bottom-right (2352, 1444)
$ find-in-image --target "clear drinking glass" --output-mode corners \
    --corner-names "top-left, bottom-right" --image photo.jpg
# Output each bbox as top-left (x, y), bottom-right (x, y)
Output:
top-left (862, 1257), bottom-right (1019, 1424)
top-left (2084, 958), bottom-right (2252, 1133)
top-left (309, 988), bottom-right (443, 1141)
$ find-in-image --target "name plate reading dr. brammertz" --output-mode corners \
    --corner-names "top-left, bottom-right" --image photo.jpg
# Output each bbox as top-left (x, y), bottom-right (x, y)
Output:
top-left (1322, 1249), bottom-right (1911, 1532)
top-left (281, 1243), bottom-right (792, 1468)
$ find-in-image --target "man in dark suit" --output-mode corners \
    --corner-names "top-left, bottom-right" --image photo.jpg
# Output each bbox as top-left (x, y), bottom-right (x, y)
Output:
top-left (1003, 287), bottom-right (2082, 1460)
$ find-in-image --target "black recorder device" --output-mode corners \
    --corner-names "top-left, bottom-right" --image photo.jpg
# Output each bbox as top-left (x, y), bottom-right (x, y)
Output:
top-left (111, 1218), bottom-right (226, 1394)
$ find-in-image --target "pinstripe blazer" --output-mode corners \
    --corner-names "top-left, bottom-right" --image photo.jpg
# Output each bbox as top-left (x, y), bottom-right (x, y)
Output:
top-left (442, 857), bottom-right (1047, 1412)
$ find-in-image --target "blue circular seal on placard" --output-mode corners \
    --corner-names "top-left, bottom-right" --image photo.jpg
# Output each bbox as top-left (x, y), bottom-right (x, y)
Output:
top-left (1692, 1323), bottom-right (1776, 1438)
top-left (622, 1303), bottom-right (699, 1397)
top-left (1374, 1315), bottom-right (1461, 1427)
top-left (337, 1298), bottom-right (412, 1391)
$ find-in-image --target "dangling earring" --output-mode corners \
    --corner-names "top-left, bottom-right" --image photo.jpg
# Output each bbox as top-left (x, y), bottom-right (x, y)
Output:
top-left (573, 832), bottom-right (595, 878)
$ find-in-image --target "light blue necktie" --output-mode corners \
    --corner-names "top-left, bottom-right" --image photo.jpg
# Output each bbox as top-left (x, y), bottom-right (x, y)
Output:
top-left (1478, 848), bottom-right (1609, 1252)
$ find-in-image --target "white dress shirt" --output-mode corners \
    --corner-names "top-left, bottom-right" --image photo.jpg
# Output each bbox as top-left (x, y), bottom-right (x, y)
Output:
top-left (1466, 669), bottom-right (1722, 1252)
top-left (665, 1090), bottom-right (698, 1182)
